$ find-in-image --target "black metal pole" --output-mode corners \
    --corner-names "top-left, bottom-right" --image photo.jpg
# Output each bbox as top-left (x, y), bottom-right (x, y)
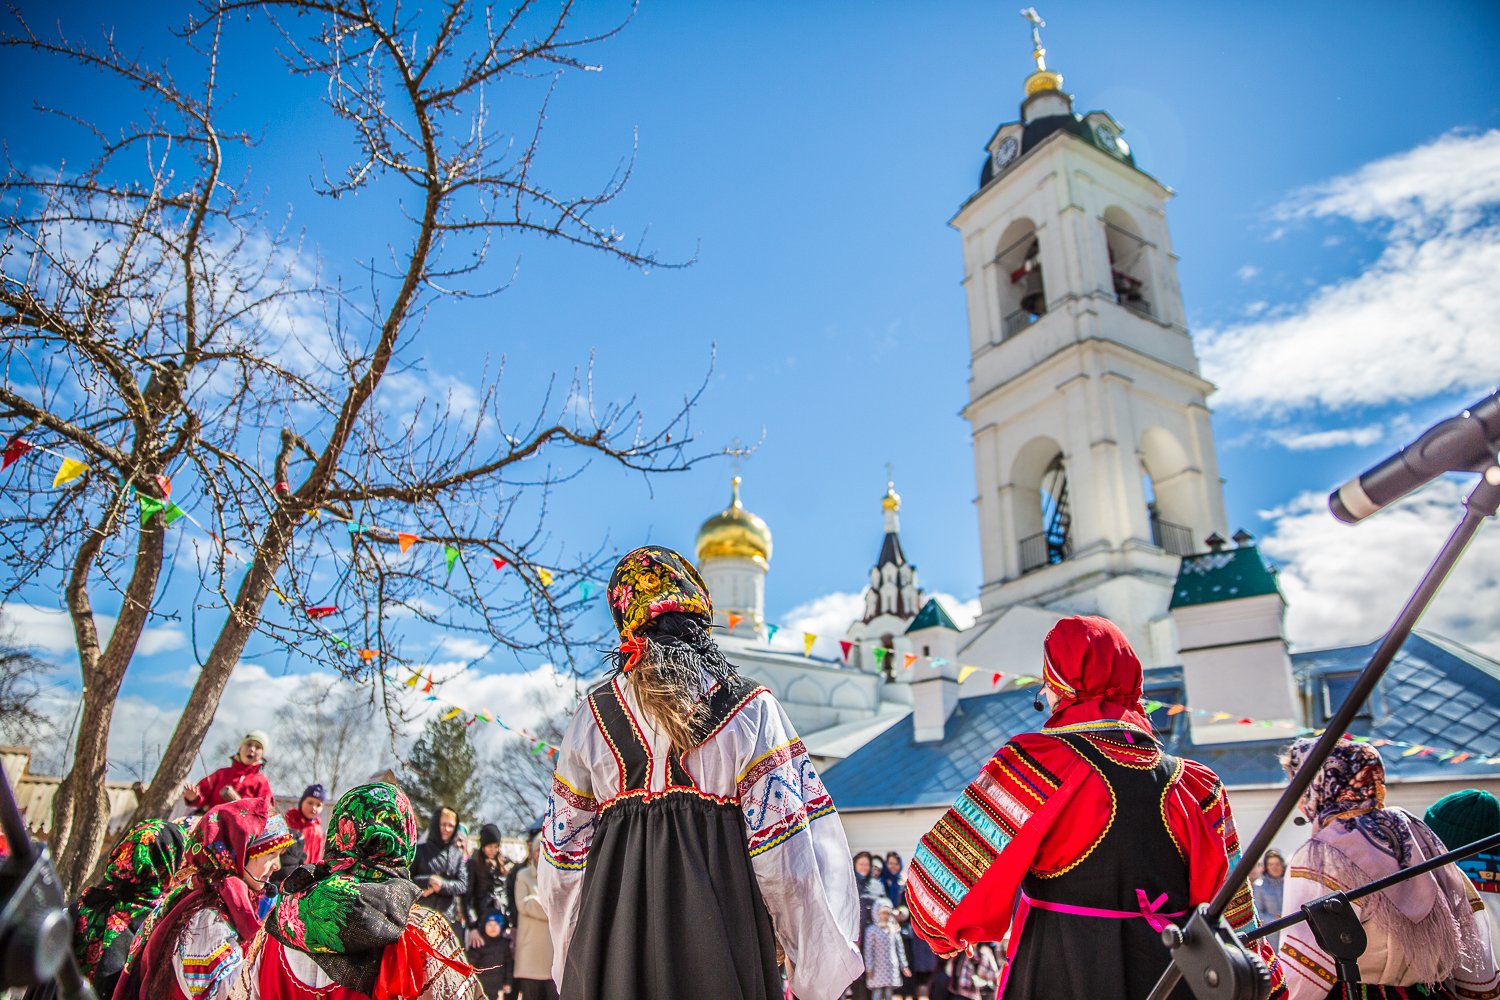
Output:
top-left (1244, 829), bottom-right (1500, 942)
top-left (1147, 472), bottom-right (1500, 1000)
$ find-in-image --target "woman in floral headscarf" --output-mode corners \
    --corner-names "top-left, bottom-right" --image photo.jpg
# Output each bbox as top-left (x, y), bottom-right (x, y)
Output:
top-left (227, 782), bottom-right (480, 1000)
top-left (907, 615), bottom-right (1286, 999)
top-left (539, 545), bottom-right (863, 1000)
top-left (115, 797), bottom-right (293, 1000)
top-left (1278, 738), bottom-right (1499, 999)
top-left (71, 819), bottom-right (186, 998)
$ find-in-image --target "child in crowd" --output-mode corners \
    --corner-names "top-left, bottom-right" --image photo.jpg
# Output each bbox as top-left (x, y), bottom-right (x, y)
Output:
top-left (469, 911), bottom-right (510, 999)
top-left (182, 731), bottom-right (273, 813)
top-left (863, 899), bottom-right (910, 1000)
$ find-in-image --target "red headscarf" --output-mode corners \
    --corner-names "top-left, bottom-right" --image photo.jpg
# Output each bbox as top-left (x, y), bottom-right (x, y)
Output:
top-left (1040, 615), bottom-right (1152, 733)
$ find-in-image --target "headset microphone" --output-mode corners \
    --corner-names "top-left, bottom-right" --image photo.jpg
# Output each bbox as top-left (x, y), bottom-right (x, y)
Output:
top-left (1033, 689), bottom-right (1045, 712)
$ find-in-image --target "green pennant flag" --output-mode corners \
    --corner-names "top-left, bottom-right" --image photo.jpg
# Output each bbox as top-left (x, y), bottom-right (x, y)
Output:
top-left (872, 647), bottom-right (889, 668)
top-left (766, 624), bottom-right (780, 641)
top-left (163, 502), bottom-right (186, 526)
top-left (444, 545), bottom-right (460, 575)
top-left (138, 495), bottom-right (166, 524)
top-left (333, 638), bottom-right (351, 649)
top-left (1142, 699), bottom-right (1164, 714)
top-left (531, 742), bottom-right (545, 756)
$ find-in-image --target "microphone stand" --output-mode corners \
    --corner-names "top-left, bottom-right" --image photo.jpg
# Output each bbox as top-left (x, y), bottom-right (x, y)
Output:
top-left (0, 770), bottom-right (98, 1000)
top-left (1147, 470), bottom-right (1500, 1000)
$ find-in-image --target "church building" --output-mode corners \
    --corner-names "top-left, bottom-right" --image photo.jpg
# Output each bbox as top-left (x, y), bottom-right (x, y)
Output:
top-left (686, 15), bottom-right (1500, 855)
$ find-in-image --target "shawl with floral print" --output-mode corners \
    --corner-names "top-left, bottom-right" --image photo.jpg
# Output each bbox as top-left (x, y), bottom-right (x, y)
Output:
top-left (72, 819), bottom-right (186, 979)
top-left (268, 782), bottom-right (423, 956)
top-left (607, 545), bottom-right (713, 639)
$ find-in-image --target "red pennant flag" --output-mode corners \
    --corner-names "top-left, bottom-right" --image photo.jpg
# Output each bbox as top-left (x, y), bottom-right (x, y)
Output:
top-left (727, 613), bottom-right (743, 631)
top-left (305, 605), bottom-right (338, 619)
top-left (992, 672), bottom-right (1003, 687)
top-left (274, 481), bottom-right (290, 493)
top-left (1237, 718), bottom-right (1253, 725)
top-left (398, 533), bottom-right (418, 553)
top-left (423, 672), bottom-right (433, 693)
top-left (492, 556), bottom-right (508, 570)
top-left (2, 437), bottom-right (32, 470)
top-left (903, 653), bottom-right (918, 670)
top-left (839, 640), bottom-right (853, 664)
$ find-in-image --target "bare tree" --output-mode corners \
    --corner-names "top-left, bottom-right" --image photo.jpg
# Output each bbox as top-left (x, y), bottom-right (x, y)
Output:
top-left (0, 643), bottom-right (53, 747)
top-left (1, 0), bottom-right (707, 894)
top-left (478, 695), bottom-right (574, 834)
top-left (265, 677), bottom-right (378, 799)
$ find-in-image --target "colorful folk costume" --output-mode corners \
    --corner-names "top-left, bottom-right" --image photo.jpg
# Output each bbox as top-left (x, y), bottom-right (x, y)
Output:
top-left (115, 798), bottom-right (294, 1000)
top-left (906, 615), bottom-right (1287, 1000)
top-left (228, 782), bottom-right (481, 1000)
top-left (72, 819), bottom-right (187, 999)
top-left (1425, 789), bottom-right (1500, 952)
top-left (1278, 740), bottom-right (1500, 1000)
top-left (539, 545), bottom-right (864, 1000)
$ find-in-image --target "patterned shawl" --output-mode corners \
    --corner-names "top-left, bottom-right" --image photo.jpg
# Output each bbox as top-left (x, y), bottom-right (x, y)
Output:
top-left (72, 819), bottom-right (185, 980)
top-left (266, 782), bottom-right (424, 994)
top-left (118, 798), bottom-right (293, 998)
top-left (607, 545), bottom-right (713, 641)
top-left (1284, 737), bottom-right (1485, 982)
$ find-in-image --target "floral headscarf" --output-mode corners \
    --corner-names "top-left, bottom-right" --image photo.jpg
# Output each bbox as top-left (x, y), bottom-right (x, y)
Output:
top-left (607, 546), bottom-right (713, 667)
top-left (72, 819), bottom-right (186, 980)
top-left (1040, 615), bottom-right (1152, 733)
top-left (1284, 736), bottom-right (1386, 828)
top-left (267, 783), bottom-right (424, 994)
top-left (119, 798), bottom-right (292, 997)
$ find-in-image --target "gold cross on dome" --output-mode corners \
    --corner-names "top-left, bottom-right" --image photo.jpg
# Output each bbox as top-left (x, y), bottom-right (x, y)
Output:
top-left (1021, 7), bottom-right (1048, 71)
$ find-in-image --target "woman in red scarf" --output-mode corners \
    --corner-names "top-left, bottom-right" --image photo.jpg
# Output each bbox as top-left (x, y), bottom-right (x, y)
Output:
top-left (905, 615), bottom-right (1286, 999)
top-left (115, 798), bottom-right (293, 1000)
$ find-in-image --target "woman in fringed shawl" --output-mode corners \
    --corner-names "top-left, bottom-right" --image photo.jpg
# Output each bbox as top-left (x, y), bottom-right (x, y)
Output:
top-left (906, 615), bottom-right (1286, 1000)
top-left (114, 798), bottom-right (293, 1000)
top-left (538, 545), bottom-right (864, 1000)
top-left (227, 782), bottom-right (480, 1000)
top-left (71, 819), bottom-right (187, 998)
top-left (1279, 738), bottom-right (1500, 1000)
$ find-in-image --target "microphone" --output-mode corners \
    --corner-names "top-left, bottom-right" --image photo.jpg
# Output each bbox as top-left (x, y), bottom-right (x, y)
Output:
top-left (1033, 689), bottom-right (1045, 712)
top-left (1293, 816), bottom-right (1308, 826)
top-left (1330, 390), bottom-right (1500, 524)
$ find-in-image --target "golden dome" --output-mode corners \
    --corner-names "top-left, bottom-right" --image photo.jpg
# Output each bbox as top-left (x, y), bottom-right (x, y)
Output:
top-left (881, 482), bottom-right (901, 513)
top-left (1024, 69), bottom-right (1064, 96)
top-left (695, 477), bottom-right (772, 569)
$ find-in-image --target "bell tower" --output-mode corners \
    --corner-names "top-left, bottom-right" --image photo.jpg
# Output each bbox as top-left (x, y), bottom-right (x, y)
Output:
top-left (957, 10), bottom-right (1228, 664)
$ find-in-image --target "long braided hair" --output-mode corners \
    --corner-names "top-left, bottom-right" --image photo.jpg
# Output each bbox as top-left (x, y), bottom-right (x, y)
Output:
top-left (605, 612), bottom-right (738, 750)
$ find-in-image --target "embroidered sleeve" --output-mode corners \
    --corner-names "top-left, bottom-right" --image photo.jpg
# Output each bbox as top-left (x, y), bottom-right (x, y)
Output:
top-left (538, 702), bottom-right (600, 990)
top-left (224, 930), bottom-right (265, 1000)
top-left (906, 737), bottom-right (1064, 956)
top-left (1169, 761), bottom-right (1287, 998)
top-left (175, 907), bottom-right (245, 1000)
top-left (1277, 843), bottom-right (1341, 1000)
top-left (738, 693), bottom-right (864, 1000)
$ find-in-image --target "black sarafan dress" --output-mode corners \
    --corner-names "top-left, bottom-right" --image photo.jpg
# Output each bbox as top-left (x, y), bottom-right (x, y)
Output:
top-left (539, 671), bottom-right (865, 1000)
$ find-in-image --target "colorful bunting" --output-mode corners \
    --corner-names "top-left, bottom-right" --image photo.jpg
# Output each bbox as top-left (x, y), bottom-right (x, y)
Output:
top-left (348, 522), bottom-right (368, 535)
top-left (957, 664), bottom-right (979, 684)
top-left (1167, 704), bottom-right (1187, 716)
top-left (903, 652), bottom-right (918, 670)
top-left (767, 624), bottom-right (779, 641)
top-left (440, 707), bottom-right (463, 721)
top-left (803, 632), bottom-right (817, 656)
top-left (872, 647), bottom-right (889, 669)
top-left (727, 613), bottom-right (744, 632)
top-left (932, 657), bottom-right (949, 669)
top-left (1, 437), bottom-right (31, 470)
top-left (444, 545), bottom-right (460, 575)
top-left (53, 457), bottom-right (88, 487)
top-left (423, 672), bottom-right (434, 693)
top-left (154, 474), bottom-right (172, 497)
top-left (580, 581), bottom-right (596, 601)
top-left (839, 640), bottom-right (853, 664)
top-left (537, 568), bottom-right (554, 587)
top-left (492, 556), bottom-right (508, 570)
top-left (138, 495), bottom-right (166, 524)
top-left (359, 648), bottom-right (379, 661)
top-left (405, 673), bottom-right (420, 689)
top-left (398, 533), bottom-right (418, 553)
top-left (306, 605), bottom-right (338, 619)
top-left (991, 672), bottom-right (1004, 687)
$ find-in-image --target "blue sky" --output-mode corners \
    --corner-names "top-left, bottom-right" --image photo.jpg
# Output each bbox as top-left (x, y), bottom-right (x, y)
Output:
top-left (5, 0), bottom-right (1500, 773)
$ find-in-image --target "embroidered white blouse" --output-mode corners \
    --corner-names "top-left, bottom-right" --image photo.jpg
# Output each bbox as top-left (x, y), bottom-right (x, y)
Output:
top-left (538, 673), bottom-right (863, 1000)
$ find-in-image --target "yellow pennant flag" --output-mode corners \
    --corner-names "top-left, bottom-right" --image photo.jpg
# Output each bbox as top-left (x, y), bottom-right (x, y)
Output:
top-left (53, 457), bottom-right (89, 487)
top-left (1210, 711), bottom-right (1233, 722)
top-left (803, 632), bottom-right (817, 656)
top-left (537, 568), bottom-right (554, 587)
top-left (957, 665), bottom-right (979, 684)
top-left (440, 707), bottom-right (463, 721)
top-left (405, 673), bottom-right (420, 688)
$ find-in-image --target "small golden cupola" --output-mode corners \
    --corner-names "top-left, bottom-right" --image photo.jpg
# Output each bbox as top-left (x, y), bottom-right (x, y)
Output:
top-left (695, 476), bottom-right (773, 571)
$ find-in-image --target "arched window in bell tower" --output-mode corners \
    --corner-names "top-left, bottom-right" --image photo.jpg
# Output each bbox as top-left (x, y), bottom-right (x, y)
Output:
top-left (1012, 436), bottom-right (1073, 575)
top-left (994, 217), bottom-right (1046, 341)
top-left (1140, 427), bottom-right (1197, 556)
top-left (1103, 206), bottom-right (1153, 319)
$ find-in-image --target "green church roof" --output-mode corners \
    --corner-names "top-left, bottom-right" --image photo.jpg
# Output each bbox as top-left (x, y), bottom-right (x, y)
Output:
top-left (1170, 545), bottom-right (1282, 609)
top-left (907, 598), bottom-right (961, 633)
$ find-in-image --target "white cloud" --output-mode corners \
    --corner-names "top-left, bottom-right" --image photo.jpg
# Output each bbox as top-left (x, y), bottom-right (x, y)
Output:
top-left (1200, 130), bottom-right (1500, 413)
top-left (0, 603), bottom-right (187, 659)
top-left (1268, 423), bottom-right (1387, 451)
top-left (1259, 479), bottom-right (1500, 659)
top-left (778, 590), bottom-right (980, 658)
top-left (1236, 265), bottom-right (1260, 281)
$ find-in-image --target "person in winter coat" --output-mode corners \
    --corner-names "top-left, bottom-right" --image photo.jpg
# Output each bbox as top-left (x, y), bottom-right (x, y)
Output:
top-left (411, 806), bottom-right (469, 929)
top-left (862, 900), bottom-right (910, 1000)
top-left (115, 799), bottom-right (293, 1000)
top-left (464, 825), bottom-right (508, 952)
top-left (510, 827), bottom-right (555, 1000)
top-left (880, 853), bottom-right (906, 909)
top-left (226, 783), bottom-right (482, 1000)
top-left (285, 784), bottom-right (327, 866)
top-left (1252, 848), bottom-right (1286, 944)
top-left (183, 732), bottom-right (274, 814)
top-left (466, 913), bottom-right (509, 1000)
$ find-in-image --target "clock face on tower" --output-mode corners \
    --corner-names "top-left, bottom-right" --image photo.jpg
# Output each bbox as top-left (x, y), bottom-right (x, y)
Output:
top-left (1094, 123), bottom-right (1121, 156)
top-left (994, 135), bottom-right (1021, 169)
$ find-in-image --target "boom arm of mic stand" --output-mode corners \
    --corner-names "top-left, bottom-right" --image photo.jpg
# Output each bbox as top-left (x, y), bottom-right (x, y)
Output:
top-left (1148, 472), bottom-right (1500, 1000)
